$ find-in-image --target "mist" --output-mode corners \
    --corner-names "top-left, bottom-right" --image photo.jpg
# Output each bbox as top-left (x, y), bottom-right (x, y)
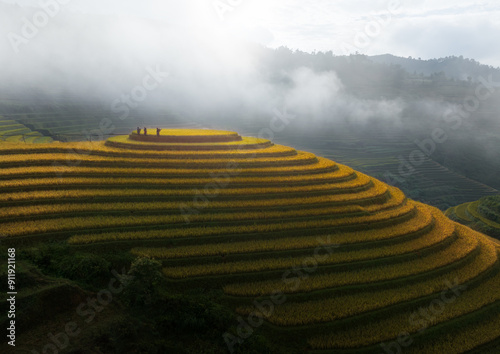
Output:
top-left (1, 0), bottom-right (499, 148)
top-left (0, 1), bottom-right (419, 130)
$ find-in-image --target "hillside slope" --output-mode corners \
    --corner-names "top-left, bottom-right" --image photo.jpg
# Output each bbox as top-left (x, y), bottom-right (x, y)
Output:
top-left (0, 118), bottom-right (53, 144)
top-left (369, 54), bottom-right (500, 81)
top-left (263, 129), bottom-right (500, 210)
top-left (446, 196), bottom-right (500, 242)
top-left (1, 129), bottom-right (499, 353)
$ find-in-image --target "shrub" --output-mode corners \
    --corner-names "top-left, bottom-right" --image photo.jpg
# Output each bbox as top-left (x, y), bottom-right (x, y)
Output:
top-left (121, 257), bottom-right (165, 307)
top-left (21, 242), bottom-right (69, 273)
top-left (58, 253), bottom-right (111, 285)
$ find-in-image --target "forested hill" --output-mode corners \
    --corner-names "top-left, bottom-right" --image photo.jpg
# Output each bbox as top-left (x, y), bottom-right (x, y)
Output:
top-left (370, 54), bottom-right (500, 82)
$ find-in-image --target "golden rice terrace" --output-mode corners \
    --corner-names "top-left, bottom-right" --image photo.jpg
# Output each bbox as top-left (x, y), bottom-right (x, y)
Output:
top-left (1, 129), bottom-right (499, 353)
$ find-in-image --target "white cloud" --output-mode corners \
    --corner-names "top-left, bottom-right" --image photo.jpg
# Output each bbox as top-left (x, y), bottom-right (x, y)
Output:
top-left (1, 0), bottom-right (499, 66)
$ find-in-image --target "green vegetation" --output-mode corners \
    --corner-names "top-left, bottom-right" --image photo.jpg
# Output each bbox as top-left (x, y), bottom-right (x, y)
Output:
top-left (2, 244), bottom-right (276, 353)
top-left (1, 129), bottom-right (499, 353)
top-left (446, 196), bottom-right (500, 241)
top-left (0, 118), bottom-right (53, 144)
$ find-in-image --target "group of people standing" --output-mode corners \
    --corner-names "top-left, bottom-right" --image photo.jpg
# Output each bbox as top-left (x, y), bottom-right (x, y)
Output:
top-left (137, 127), bottom-right (162, 136)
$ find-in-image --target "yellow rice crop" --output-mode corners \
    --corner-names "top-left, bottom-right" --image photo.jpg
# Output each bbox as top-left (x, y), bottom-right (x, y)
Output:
top-left (0, 175), bottom-right (371, 204)
top-left (106, 139), bottom-right (293, 155)
top-left (0, 197), bottom-right (362, 219)
top-left (0, 157), bottom-right (337, 179)
top-left (0, 141), bottom-right (297, 157)
top-left (3, 193), bottom-right (394, 237)
top-left (0, 176), bottom-right (387, 204)
top-left (0, 150), bottom-right (318, 167)
top-left (0, 185), bottom-right (403, 219)
top-left (119, 131), bottom-right (251, 139)
top-left (161, 206), bottom-right (447, 278)
top-left (237, 222), bottom-right (496, 325)
top-left (131, 202), bottom-right (415, 259)
top-left (0, 167), bottom-right (355, 190)
top-left (404, 310), bottom-right (500, 354)
top-left (67, 196), bottom-right (410, 244)
top-left (139, 129), bottom-right (239, 136)
top-left (223, 226), bottom-right (478, 296)
top-left (308, 236), bottom-right (499, 349)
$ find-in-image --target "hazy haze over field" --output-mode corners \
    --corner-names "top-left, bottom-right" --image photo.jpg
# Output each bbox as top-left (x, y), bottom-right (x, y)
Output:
top-left (0, 0), bottom-right (498, 130)
top-left (3, 0), bottom-right (500, 65)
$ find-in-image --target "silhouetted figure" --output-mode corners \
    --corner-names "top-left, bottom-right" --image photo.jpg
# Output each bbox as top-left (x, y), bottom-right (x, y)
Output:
top-left (156, 128), bottom-right (162, 137)
top-left (144, 127), bottom-right (147, 136)
top-left (136, 127), bottom-right (141, 135)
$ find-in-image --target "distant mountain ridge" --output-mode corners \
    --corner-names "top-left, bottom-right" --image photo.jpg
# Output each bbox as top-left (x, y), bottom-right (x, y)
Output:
top-left (369, 54), bottom-right (500, 82)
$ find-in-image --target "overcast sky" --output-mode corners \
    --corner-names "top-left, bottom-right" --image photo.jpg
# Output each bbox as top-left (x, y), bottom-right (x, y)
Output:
top-left (2, 0), bottom-right (499, 67)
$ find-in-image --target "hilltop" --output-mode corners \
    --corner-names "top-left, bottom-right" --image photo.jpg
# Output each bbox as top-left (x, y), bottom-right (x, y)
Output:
top-left (1, 129), bottom-right (499, 353)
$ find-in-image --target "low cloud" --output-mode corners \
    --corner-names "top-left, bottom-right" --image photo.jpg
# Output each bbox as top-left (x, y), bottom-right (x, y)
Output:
top-left (0, 2), bottom-right (456, 132)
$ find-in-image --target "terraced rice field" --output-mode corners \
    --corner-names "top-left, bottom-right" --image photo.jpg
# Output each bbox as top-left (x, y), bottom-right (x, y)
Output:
top-left (0, 119), bottom-right (53, 144)
top-left (265, 129), bottom-right (499, 210)
top-left (447, 196), bottom-right (500, 242)
top-left (1, 129), bottom-right (499, 353)
top-left (0, 96), bottom-right (199, 142)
